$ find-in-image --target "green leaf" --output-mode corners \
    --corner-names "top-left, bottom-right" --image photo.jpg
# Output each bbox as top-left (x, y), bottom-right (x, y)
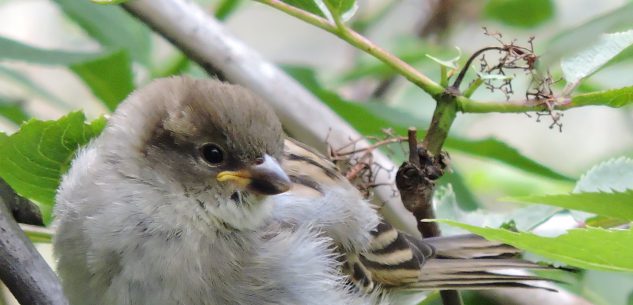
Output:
top-left (541, 3), bottom-right (633, 68)
top-left (585, 215), bottom-right (629, 228)
top-left (562, 30), bottom-right (633, 84)
top-left (283, 65), bottom-right (573, 182)
top-left (435, 184), bottom-right (560, 234)
top-left (0, 35), bottom-right (102, 65)
top-left (445, 137), bottom-right (574, 182)
top-left (51, 0), bottom-right (151, 65)
top-left (89, 116), bottom-right (108, 135)
top-left (506, 158), bottom-right (633, 225)
top-left (416, 292), bottom-right (441, 305)
top-left (438, 220), bottom-right (633, 272)
top-left (483, 0), bottom-right (554, 28)
top-left (425, 47), bottom-right (461, 69)
top-left (282, 0), bottom-right (326, 18)
top-left (507, 191), bottom-right (633, 222)
top-left (438, 170), bottom-right (481, 211)
top-left (0, 96), bottom-right (29, 125)
top-left (283, 65), bottom-right (395, 135)
top-left (151, 53), bottom-right (191, 78)
top-left (91, 0), bottom-right (128, 4)
top-left (571, 86), bottom-right (633, 108)
top-left (324, 0), bottom-right (357, 21)
top-left (434, 185), bottom-right (502, 235)
top-left (340, 40), bottom-right (441, 81)
top-left (579, 270), bottom-right (633, 305)
top-left (574, 157), bottom-right (633, 193)
top-left (0, 112), bottom-right (105, 224)
top-left (70, 50), bottom-right (135, 111)
top-left (214, 0), bottom-right (243, 21)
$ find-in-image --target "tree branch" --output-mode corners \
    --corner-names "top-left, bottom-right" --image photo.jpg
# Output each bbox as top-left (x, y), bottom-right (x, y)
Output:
top-left (422, 92), bottom-right (459, 155)
top-left (0, 179), bottom-right (43, 226)
top-left (457, 95), bottom-right (581, 113)
top-left (398, 126), bottom-right (461, 305)
top-left (0, 188), bottom-right (67, 305)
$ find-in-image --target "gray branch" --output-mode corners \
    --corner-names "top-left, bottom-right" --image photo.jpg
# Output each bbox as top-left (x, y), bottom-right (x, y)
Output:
top-left (0, 179), bottom-right (43, 226)
top-left (0, 186), bottom-right (68, 305)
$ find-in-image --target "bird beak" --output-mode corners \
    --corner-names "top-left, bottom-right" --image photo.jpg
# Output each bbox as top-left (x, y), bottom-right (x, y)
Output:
top-left (217, 155), bottom-right (291, 195)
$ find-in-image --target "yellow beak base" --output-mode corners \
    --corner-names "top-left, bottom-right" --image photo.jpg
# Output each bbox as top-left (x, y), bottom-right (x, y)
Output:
top-left (216, 171), bottom-right (251, 188)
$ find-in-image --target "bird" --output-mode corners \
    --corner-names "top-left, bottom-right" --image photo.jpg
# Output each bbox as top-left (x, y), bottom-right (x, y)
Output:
top-left (53, 76), bottom-right (550, 305)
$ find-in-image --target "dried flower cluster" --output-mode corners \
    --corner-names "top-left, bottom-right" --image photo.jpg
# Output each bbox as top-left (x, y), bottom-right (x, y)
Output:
top-left (327, 129), bottom-right (404, 199)
top-left (468, 28), bottom-right (564, 131)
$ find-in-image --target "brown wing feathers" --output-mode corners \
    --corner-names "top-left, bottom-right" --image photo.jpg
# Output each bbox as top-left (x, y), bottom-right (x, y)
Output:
top-left (282, 138), bottom-right (342, 197)
top-left (359, 221), bottom-right (432, 286)
top-left (281, 138), bottom-right (553, 292)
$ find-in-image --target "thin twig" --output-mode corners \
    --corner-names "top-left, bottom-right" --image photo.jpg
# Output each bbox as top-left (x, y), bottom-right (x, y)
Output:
top-left (407, 128), bottom-right (419, 166)
top-left (334, 137), bottom-right (407, 157)
top-left (345, 152), bottom-right (373, 181)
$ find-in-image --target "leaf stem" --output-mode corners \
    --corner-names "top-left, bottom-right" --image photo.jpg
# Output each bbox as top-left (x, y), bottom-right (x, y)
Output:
top-left (440, 65), bottom-right (448, 88)
top-left (323, 1), bottom-right (344, 30)
top-left (463, 78), bottom-right (483, 98)
top-left (422, 92), bottom-right (458, 155)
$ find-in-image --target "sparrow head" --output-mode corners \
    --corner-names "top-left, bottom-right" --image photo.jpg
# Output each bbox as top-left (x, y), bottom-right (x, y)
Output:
top-left (106, 77), bottom-right (291, 207)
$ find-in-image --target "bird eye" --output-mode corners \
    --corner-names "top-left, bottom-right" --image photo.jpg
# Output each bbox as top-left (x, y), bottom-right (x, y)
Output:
top-left (200, 144), bottom-right (224, 165)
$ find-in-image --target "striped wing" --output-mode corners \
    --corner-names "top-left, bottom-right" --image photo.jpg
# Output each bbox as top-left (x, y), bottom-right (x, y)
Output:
top-left (281, 138), bottom-right (552, 292)
top-left (281, 138), bottom-right (431, 289)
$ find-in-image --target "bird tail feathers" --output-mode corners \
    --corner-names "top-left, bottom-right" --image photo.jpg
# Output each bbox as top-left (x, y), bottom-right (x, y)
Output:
top-left (401, 234), bottom-right (556, 291)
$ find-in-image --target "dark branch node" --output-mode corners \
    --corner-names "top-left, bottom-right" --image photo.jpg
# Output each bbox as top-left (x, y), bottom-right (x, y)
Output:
top-left (395, 129), bottom-right (450, 238)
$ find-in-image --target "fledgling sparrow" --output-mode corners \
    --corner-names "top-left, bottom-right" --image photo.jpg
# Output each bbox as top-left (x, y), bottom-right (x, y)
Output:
top-left (53, 77), bottom-right (548, 305)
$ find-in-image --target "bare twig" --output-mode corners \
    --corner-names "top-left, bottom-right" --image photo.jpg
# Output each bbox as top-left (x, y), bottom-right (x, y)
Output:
top-left (332, 136), bottom-right (407, 157)
top-left (407, 128), bottom-right (419, 166)
top-left (329, 132), bottom-right (403, 199)
top-left (0, 188), bottom-right (68, 305)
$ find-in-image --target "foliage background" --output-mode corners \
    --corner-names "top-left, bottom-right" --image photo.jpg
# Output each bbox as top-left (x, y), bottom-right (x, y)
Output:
top-left (0, 0), bottom-right (632, 304)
